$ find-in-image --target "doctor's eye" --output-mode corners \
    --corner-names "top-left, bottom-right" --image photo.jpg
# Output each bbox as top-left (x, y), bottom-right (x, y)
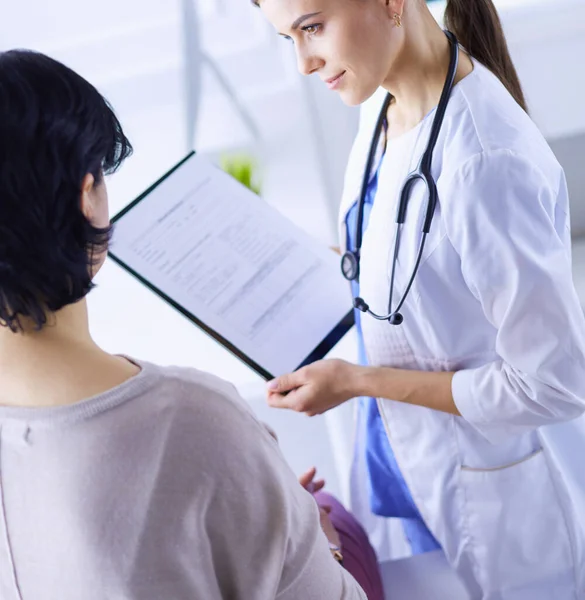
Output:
top-left (301, 23), bottom-right (322, 36)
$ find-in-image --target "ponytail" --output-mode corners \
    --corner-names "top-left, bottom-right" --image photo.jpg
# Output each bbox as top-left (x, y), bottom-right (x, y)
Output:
top-left (444, 0), bottom-right (527, 111)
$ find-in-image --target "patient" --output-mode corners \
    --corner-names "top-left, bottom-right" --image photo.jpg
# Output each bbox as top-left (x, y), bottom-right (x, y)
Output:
top-left (0, 49), bottom-right (367, 599)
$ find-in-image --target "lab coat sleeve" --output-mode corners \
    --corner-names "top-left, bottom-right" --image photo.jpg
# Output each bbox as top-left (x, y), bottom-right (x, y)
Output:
top-left (446, 149), bottom-right (585, 443)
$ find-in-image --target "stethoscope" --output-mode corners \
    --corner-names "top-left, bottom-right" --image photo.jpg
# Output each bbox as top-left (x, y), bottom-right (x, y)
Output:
top-left (341, 30), bottom-right (459, 326)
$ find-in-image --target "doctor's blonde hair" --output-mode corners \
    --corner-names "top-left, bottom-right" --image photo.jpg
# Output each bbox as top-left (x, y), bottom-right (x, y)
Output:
top-left (443, 0), bottom-right (527, 111)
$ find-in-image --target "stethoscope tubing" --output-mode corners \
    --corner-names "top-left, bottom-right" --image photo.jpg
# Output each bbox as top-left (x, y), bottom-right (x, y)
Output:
top-left (342, 30), bottom-right (459, 325)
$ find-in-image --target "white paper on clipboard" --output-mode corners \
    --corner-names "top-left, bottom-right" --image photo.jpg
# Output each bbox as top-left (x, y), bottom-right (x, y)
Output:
top-left (109, 152), bottom-right (354, 379)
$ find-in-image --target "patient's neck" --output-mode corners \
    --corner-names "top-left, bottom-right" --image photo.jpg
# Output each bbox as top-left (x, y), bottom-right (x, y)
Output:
top-left (0, 300), bottom-right (139, 408)
top-left (0, 299), bottom-right (95, 357)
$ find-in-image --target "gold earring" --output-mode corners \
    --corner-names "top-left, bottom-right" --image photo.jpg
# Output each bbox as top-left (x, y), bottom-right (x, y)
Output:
top-left (394, 13), bottom-right (402, 28)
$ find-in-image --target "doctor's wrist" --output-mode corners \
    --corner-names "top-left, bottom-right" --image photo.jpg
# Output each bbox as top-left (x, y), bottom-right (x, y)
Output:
top-left (356, 365), bottom-right (460, 415)
top-left (354, 364), bottom-right (420, 404)
top-left (348, 364), bottom-right (374, 399)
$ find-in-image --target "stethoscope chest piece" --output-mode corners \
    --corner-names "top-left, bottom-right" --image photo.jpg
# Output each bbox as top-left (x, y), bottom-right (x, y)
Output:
top-left (341, 251), bottom-right (360, 281)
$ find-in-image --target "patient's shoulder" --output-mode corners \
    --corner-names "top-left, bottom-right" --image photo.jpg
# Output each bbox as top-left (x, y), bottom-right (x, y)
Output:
top-left (149, 360), bottom-right (243, 402)
top-left (128, 357), bottom-right (267, 439)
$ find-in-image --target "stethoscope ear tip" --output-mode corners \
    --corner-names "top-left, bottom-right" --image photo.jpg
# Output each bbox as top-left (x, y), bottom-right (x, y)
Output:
top-left (353, 297), bottom-right (369, 312)
top-left (353, 298), bottom-right (403, 325)
top-left (388, 313), bottom-right (404, 326)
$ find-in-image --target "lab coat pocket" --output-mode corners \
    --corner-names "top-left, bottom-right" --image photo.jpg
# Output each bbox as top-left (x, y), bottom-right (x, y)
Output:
top-left (459, 449), bottom-right (574, 594)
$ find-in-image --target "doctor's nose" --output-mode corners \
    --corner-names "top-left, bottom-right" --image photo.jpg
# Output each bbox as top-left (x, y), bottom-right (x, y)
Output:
top-left (295, 50), bottom-right (324, 76)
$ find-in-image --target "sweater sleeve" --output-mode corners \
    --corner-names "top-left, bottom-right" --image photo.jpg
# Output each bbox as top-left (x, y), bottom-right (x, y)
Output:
top-left (445, 149), bottom-right (585, 443)
top-left (200, 386), bottom-right (367, 600)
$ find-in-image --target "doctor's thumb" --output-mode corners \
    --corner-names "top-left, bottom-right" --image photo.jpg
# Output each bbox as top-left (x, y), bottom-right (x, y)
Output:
top-left (267, 373), bottom-right (299, 393)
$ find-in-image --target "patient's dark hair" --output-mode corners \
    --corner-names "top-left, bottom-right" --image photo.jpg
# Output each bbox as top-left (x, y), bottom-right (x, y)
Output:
top-left (0, 49), bottom-right (132, 332)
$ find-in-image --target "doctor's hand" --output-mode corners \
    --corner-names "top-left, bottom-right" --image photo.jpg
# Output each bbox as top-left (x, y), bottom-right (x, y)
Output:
top-left (267, 359), bottom-right (361, 417)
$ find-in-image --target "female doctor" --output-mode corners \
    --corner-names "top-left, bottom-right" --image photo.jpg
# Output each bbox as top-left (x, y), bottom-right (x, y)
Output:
top-left (257, 0), bottom-right (585, 597)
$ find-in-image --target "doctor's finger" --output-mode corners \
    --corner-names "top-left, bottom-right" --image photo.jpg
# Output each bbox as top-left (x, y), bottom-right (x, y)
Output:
top-left (267, 390), bottom-right (299, 410)
top-left (267, 370), bottom-right (305, 394)
top-left (267, 388), bottom-right (318, 415)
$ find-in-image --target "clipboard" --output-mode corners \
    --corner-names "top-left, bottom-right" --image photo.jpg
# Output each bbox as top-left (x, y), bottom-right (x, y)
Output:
top-left (109, 152), bottom-right (354, 380)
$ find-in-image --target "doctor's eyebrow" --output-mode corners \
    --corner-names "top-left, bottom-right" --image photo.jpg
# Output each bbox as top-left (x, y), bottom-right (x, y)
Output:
top-left (290, 12), bottom-right (322, 31)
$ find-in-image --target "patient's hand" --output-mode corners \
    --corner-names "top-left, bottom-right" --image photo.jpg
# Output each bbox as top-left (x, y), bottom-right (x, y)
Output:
top-left (319, 506), bottom-right (341, 548)
top-left (298, 467), bottom-right (341, 547)
top-left (298, 466), bottom-right (326, 494)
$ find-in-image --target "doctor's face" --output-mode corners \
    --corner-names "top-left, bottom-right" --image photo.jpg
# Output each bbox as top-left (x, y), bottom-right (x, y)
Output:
top-left (259, 0), bottom-right (402, 106)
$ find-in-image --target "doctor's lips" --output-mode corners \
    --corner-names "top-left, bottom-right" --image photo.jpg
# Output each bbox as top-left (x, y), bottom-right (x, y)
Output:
top-left (324, 71), bottom-right (346, 90)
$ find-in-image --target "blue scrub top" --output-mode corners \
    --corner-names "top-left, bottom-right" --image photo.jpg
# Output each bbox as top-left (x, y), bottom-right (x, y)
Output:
top-left (345, 150), bottom-right (440, 555)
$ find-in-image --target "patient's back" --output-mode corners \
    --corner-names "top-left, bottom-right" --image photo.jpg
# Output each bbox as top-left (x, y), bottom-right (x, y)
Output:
top-left (0, 359), bottom-right (365, 600)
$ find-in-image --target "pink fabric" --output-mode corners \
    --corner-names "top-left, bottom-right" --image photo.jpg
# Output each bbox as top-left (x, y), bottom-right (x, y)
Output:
top-left (315, 491), bottom-right (385, 600)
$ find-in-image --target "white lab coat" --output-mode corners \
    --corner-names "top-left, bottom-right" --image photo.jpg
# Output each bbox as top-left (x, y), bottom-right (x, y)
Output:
top-left (339, 60), bottom-right (585, 599)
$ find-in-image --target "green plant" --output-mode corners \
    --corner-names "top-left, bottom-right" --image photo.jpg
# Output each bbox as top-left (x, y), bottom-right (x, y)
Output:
top-left (220, 153), bottom-right (262, 196)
